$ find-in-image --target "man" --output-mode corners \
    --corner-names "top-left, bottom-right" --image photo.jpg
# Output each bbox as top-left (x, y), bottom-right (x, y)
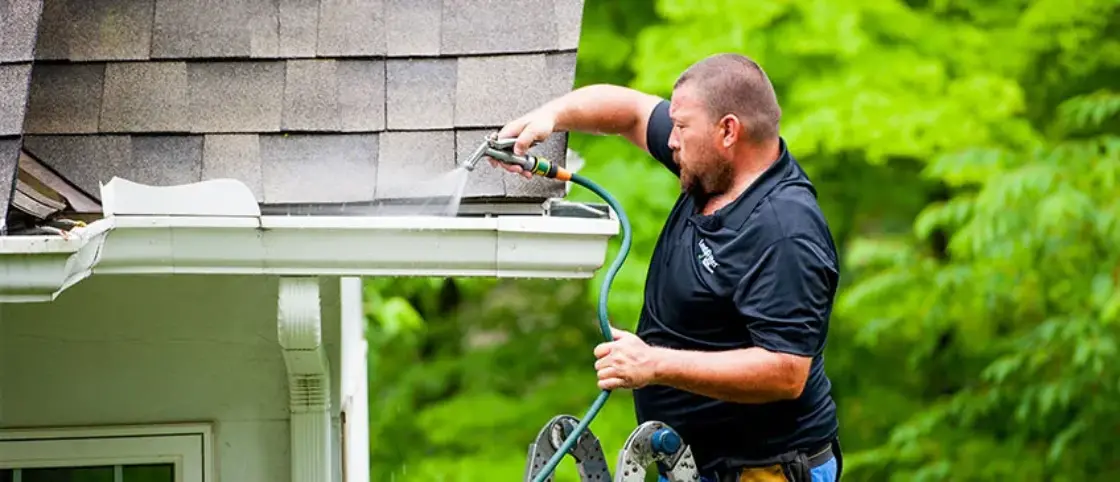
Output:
top-left (493, 53), bottom-right (842, 482)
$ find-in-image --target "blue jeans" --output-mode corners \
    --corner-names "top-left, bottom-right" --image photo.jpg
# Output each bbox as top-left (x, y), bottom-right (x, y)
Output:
top-left (658, 454), bottom-right (839, 482)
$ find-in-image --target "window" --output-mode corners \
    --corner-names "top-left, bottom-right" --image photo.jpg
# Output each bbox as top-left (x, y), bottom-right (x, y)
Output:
top-left (0, 425), bottom-right (210, 482)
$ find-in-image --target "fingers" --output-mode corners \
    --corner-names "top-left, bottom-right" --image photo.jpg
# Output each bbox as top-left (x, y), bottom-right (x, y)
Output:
top-left (594, 342), bottom-right (612, 358)
top-left (514, 128), bottom-right (539, 156)
top-left (497, 116), bottom-right (528, 140)
top-left (598, 378), bottom-right (625, 391)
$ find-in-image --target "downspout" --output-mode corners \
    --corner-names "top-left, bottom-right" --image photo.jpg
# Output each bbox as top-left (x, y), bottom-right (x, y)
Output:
top-left (278, 277), bottom-right (332, 482)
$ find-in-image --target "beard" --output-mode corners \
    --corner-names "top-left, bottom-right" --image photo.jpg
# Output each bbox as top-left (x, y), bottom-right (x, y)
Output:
top-left (679, 151), bottom-right (734, 199)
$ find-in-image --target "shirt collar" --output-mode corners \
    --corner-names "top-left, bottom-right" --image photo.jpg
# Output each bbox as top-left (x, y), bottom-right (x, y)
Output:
top-left (688, 137), bottom-right (804, 232)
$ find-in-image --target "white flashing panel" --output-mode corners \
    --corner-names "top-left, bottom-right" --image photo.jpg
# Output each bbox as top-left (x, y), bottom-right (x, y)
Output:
top-left (0, 179), bottom-right (619, 302)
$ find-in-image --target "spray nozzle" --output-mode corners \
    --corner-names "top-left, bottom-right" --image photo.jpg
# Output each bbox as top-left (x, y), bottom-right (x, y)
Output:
top-left (457, 133), bottom-right (571, 181)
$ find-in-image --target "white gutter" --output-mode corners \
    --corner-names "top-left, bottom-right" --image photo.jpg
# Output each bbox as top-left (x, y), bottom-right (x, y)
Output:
top-left (0, 178), bottom-right (619, 303)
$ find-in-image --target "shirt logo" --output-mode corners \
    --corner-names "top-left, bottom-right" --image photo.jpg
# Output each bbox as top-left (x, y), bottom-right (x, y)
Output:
top-left (697, 238), bottom-right (719, 274)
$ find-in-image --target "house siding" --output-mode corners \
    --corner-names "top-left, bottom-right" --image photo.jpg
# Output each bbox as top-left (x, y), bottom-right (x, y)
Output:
top-left (15, 0), bottom-right (585, 207)
top-left (0, 274), bottom-right (347, 482)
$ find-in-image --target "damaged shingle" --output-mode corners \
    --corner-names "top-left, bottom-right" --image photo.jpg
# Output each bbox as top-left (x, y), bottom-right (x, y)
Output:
top-left (387, 58), bottom-right (455, 130)
top-left (317, 0), bottom-right (385, 57)
top-left (260, 134), bottom-right (378, 203)
top-left (0, 64), bottom-right (31, 136)
top-left (22, 135), bottom-right (132, 199)
top-left (100, 62), bottom-right (189, 133)
top-left (0, 0), bottom-right (43, 63)
top-left (202, 134), bottom-right (263, 200)
top-left (127, 135), bottom-right (203, 187)
top-left (376, 130), bottom-right (454, 199)
top-left (187, 61), bottom-right (284, 133)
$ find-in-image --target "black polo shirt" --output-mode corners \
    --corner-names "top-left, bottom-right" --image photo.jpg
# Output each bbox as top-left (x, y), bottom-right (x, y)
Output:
top-left (633, 100), bottom-right (840, 473)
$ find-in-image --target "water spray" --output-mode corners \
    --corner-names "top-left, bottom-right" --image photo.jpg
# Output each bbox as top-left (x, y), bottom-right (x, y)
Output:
top-left (460, 134), bottom-right (633, 482)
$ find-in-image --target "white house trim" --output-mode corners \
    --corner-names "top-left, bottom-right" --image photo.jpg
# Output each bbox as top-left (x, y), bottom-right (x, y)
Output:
top-left (339, 277), bottom-right (370, 482)
top-left (0, 423), bottom-right (213, 482)
top-left (0, 178), bottom-right (618, 303)
top-left (277, 277), bottom-right (333, 482)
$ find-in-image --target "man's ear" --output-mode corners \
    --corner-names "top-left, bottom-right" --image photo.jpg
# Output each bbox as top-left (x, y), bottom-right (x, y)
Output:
top-left (719, 115), bottom-right (740, 148)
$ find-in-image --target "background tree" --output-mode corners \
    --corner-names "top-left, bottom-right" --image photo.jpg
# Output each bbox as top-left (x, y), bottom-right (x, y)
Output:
top-left (363, 0), bottom-right (1120, 480)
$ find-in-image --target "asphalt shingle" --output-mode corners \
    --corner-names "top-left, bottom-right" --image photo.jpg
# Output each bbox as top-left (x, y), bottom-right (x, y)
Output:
top-left (22, 135), bottom-right (132, 199)
top-left (24, 63), bottom-right (105, 134)
top-left (100, 62), bottom-right (189, 133)
top-left (503, 132), bottom-right (567, 199)
top-left (336, 60), bottom-right (386, 132)
top-left (386, 58), bottom-right (455, 130)
top-left (0, 137), bottom-right (18, 223)
top-left (455, 129), bottom-right (505, 198)
top-left (249, 0), bottom-right (280, 57)
top-left (317, 0), bottom-right (384, 57)
top-left (127, 135), bottom-right (203, 187)
top-left (546, 51), bottom-right (577, 98)
top-left (376, 130), bottom-right (454, 199)
top-left (152, 0), bottom-right (251, 58)
top-left (187, 61), bottom-right (284, 133)
top-left (30, 0), bottom-right (66, 60)
top-left (0, 0), bottom-right (43, 63)
top-left (279, 0), bottom-right (317, 58)
top-left (260, 134), bottom-right (379, 203)
top-left (555, 0), bottom-right (584, 50)
top-left (68, 0), bottom-right (153, 61)
top-left (455, 54), bottom-right (548, 127)
top-left (0, 63), bottom-right (31, 136)
top-left (441, 0), bottom-right (556, 55)
top-left (283, 60), bottom-right (339, 131)
top-left (202, 134), bottom-right (263, 200)
top-left (386, 0), bottom-right (440, 56)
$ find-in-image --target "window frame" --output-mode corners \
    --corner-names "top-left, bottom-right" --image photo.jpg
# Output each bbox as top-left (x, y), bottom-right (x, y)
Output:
top-left (0, 424), bottom-right (212, 482)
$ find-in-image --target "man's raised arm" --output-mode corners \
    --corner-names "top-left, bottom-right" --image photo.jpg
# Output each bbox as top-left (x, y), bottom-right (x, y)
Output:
top-left (491, 84), bottom-right (665, 175)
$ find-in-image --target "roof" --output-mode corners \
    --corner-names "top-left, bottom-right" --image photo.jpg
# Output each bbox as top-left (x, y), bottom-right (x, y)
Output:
top-left (0, 0), bottom-right (586, 232)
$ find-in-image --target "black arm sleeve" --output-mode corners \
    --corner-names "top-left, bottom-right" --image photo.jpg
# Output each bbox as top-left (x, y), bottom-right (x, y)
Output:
top-left (733, 235), bottom-right (838, 357)
top-left (645, 99), bottom-right (679, 177)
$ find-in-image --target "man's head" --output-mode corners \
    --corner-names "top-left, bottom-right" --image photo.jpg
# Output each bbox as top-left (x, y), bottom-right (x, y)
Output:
top-left (668, 53), bottom-right (782, 197)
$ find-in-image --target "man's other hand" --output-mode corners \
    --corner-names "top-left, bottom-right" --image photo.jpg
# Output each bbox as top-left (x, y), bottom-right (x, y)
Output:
top-left (594, 327), bottom-right (658, 391)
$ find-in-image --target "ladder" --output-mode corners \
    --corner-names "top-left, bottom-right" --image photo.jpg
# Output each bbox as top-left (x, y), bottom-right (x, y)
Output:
top-left (523, 415), bottom-right (700, 482)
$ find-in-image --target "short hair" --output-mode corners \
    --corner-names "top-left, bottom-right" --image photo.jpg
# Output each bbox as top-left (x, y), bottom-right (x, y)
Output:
top-left (674, 53), bottom-right (782, 143)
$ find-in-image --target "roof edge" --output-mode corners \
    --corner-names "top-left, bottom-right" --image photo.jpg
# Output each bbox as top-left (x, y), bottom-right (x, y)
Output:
top-left (0, 211), bottom-right (619, 303)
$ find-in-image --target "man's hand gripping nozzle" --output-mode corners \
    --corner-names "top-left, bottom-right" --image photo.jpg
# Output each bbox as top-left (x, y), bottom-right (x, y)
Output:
top-left (458, 133), bottom-right (572, 181)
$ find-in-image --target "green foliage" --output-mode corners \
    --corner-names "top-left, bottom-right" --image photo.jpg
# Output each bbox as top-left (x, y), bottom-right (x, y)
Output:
top-left (362, 0), bottom-right (1120, 480)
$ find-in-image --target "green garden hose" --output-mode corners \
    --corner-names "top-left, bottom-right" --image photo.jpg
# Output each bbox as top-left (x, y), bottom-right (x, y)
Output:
top-left (529, 171), bottom-right (632, 482)
top-left (460, 141), bottom-right (633, 481)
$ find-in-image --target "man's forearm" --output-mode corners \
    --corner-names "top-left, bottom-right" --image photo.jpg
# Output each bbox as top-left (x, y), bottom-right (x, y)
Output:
top-left (540, 84), bottom-right (659, 137)
top-left (650, 346), bottom-right (810, 404)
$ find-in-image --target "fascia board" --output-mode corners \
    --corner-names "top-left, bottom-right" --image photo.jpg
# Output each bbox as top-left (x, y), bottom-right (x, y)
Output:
top-left (0, 213), bottom-right (618, 303)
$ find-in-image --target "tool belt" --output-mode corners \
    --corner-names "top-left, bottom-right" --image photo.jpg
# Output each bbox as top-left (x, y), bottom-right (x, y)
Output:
top-left (716, 441), bottom-right (834, 482)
